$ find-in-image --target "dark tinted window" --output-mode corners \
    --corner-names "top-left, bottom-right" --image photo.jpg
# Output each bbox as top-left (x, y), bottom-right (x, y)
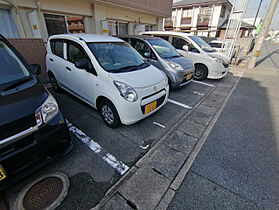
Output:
top-left (67, 42), bottom-right (93, 70)
top-left (50, 40), bottom-right (64, 58)
top-left (130, 39), bottom-right (156, 60)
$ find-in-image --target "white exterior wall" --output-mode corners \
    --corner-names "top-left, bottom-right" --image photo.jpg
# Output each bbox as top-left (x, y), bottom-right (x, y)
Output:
top-left (92, 2), bottom-right (160, 35)
top-left (0, 0), bottom-right (164, 40)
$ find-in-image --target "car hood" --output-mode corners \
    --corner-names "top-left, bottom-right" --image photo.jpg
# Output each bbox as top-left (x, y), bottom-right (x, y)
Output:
top-left (108, 65), bottom-right (166, 89)
top-left (209, 52), bottom-right (230, 64)
top-left (0, 77), bottom-right (48, 140)
top-left (165, 56), bottom-right (194, 69)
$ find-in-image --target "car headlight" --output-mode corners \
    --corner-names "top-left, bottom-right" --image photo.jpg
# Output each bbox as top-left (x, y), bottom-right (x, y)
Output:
top-left (167, 61), bottom-right (184, 71)
top-left (114, 81), bottom-right (138, 102)
top-left (213, 57), bottom-right (224, 63)
top-left (35, 94), bottom-right (59, 126)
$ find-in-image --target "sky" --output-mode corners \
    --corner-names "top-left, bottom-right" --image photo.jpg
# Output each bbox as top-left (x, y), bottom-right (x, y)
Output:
top-left (173, 0), bottom-right (279, 29)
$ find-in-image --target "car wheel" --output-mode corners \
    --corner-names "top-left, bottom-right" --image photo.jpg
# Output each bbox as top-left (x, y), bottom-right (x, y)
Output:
top-left (49, 74), bottom-right (61, 92)
top-left (194, 64), bottom-right (208, 81)
top-left (100, 100), bottom-right (121, 128)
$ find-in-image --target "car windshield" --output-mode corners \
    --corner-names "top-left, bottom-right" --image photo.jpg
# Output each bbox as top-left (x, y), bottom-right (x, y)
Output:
top-left (87, 42), bottom-right (148, 73)
top-left (146, 39), bottom-right (180, 59)
top-left (189, 36), bottom-right (216, 53)
top-left (0, 40), bottom-right (30, 86)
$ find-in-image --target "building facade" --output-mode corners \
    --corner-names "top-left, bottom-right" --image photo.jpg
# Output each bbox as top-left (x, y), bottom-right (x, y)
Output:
top-left (164, 0), bottom-right (232, 37)
top-left (0, 0), bottom-right (172, 41)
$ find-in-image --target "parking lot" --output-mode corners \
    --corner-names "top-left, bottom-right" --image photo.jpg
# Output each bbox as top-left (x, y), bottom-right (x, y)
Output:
top-left (5, 77), bottom-right (223, 209)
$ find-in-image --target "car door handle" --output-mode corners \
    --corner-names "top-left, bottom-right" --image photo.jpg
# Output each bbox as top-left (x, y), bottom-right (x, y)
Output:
top-left (50, 58), bottom-right (54, 62)
top-left (66, 67), bottom-right (71, 71)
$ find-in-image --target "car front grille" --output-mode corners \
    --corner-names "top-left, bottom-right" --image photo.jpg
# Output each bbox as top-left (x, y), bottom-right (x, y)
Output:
top-left (141, 94), bottom-right (166, 114)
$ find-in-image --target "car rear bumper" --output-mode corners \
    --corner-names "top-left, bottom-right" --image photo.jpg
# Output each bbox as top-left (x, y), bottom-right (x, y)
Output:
top-left (0, 113), bottom-right (72, 191)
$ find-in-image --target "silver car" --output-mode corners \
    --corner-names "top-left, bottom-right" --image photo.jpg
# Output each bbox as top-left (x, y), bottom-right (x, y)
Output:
top-left (118, 35), bottom-right (194, 89)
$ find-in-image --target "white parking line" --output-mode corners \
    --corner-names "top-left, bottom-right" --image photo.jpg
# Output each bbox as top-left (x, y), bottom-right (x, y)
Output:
top-left (168, 99), bottom-right (192, 109)
top-left (66, 120), bottom-right (129, 175)
top-left (192, 80), bottom-right (216, 87)
top-left (153, 122), bottom-right (166, 129)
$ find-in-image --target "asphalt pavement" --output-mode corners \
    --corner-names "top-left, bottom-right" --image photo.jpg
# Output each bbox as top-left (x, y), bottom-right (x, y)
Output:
top-left (168, 41), bottom-right (279, 209)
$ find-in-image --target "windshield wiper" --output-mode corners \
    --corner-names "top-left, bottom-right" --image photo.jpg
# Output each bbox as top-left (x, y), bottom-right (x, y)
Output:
top-left (167, 55), bottom-right (180, 59)
top-left (2, 76), bottom-right (32, 92)
top-left (113, 63), bottom-right (146, 73)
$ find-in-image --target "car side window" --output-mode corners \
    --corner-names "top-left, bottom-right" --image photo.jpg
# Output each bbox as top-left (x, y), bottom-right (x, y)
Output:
top-left (130, 39), bottom-right (157, 60)
top-left (67, 42), bottom-right (93, 71)
top-left (156, 35), bottom-right (169, 41)
top-left (172, 37), bottom-right (199, 53)
top-left (50, 39), bottom-right (64, 58)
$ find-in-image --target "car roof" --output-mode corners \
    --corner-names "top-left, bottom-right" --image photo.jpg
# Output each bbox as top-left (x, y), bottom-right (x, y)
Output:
top-left (49, 33), bottom-right (124, 43)
top-left (143, 31), bottom-right (192, 37)
top-left (117, 35), bottom-right (162, 41)
top-left (210, 40), bottom-right (223, 44)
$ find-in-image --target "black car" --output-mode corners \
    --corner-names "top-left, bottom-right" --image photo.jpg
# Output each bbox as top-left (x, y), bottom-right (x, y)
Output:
top-left (0, 35), bottom-right (72, 191)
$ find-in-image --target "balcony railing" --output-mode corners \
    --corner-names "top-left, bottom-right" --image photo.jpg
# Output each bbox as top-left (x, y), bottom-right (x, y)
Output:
top-left (181, 17), bottom-right (191, 25)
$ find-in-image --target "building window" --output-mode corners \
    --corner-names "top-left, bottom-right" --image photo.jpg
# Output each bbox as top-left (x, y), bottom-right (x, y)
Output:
top-left (220, 5), bottom-right (226, 18)
top-left (44, 14), bottom-right (67, 36)
top-left (44, 13), bottom-right (85, 36)
top-left (197, 6), bottom-right (212, 26)
top-left (0, 8), bottom-right (19, 38)
top-left (182, 8), bottom-right (193, 17)
top-left (108, 20), bottom-right (128, 35)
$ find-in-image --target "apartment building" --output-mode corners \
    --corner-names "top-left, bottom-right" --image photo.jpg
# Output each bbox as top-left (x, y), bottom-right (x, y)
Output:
top-left (0, 0), bottom-right (172, 41)
top-left (165, 0), bottom-right (232, 37)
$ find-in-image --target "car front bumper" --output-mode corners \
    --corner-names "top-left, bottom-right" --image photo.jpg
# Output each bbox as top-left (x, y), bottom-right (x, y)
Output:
top-left (0, 112), bottom-right (72, 191)
top-left (208, 62), bottom-right (229, 79)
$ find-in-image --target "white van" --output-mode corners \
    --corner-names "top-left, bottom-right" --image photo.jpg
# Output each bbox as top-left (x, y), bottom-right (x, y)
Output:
top-left (142, 31), bottom-right (230, 80)
top-left (46, 34), bottom-right (169, 128)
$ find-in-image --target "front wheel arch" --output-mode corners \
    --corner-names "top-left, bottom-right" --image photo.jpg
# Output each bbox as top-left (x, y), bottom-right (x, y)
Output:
top-left (194, 63), bottom-right (208, 81)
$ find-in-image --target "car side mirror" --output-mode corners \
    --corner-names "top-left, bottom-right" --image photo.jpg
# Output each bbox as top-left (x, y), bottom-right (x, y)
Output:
top-left (75, 60), bottom-right (89, 71)
top-left (30, 64), bottom-right (42, 75)
top-left (144, 52), bottom-right (151, 58)
top-left (182, 45), bottom-right (189, 51)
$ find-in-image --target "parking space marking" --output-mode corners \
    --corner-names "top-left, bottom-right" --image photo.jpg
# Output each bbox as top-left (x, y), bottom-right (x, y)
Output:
top-left (192, 80), bottom-right (216, 87)
top-left (66, 120), bottom-right (129, 175)
top-left (153, 122), bottom-right (166, 129)
top-left (168, 99), bottom-right (192, 109)
top-left (193, 91), bottom-right (204, 96)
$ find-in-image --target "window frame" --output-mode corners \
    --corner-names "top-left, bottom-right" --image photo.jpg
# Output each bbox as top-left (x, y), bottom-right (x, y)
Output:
top-left (66, 40), bottom-right (97, 76)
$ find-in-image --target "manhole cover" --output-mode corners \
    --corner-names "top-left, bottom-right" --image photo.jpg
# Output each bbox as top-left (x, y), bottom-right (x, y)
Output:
top-left (15, 172), bottom-right (69, 210)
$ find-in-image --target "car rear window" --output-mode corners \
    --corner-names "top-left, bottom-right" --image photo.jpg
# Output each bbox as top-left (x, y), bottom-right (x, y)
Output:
top-left (50, 39), bottom-right (64, 58)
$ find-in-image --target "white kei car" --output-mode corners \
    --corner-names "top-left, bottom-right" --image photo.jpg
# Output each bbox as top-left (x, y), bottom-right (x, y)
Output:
top-left (46, 34), bottom-right (169, 128)
top-left (142, 31), bottom-right (231, 80)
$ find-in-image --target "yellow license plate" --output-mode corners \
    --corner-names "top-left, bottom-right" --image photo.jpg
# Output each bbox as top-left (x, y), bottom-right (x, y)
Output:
top-left (144, 101), bottom-right (157, 114)
top-left (187, 74), bottom-right (192, 80)
top-left (0, 167), bottom-right (6, 181)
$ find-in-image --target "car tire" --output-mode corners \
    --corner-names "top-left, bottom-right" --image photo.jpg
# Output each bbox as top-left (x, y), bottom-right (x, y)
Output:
top-left (100, 99), bottom-right (121, 128)
top-left (49, 74), bottom-right (62, 92)
top-left (194, 64), bottom-right (208, 81)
